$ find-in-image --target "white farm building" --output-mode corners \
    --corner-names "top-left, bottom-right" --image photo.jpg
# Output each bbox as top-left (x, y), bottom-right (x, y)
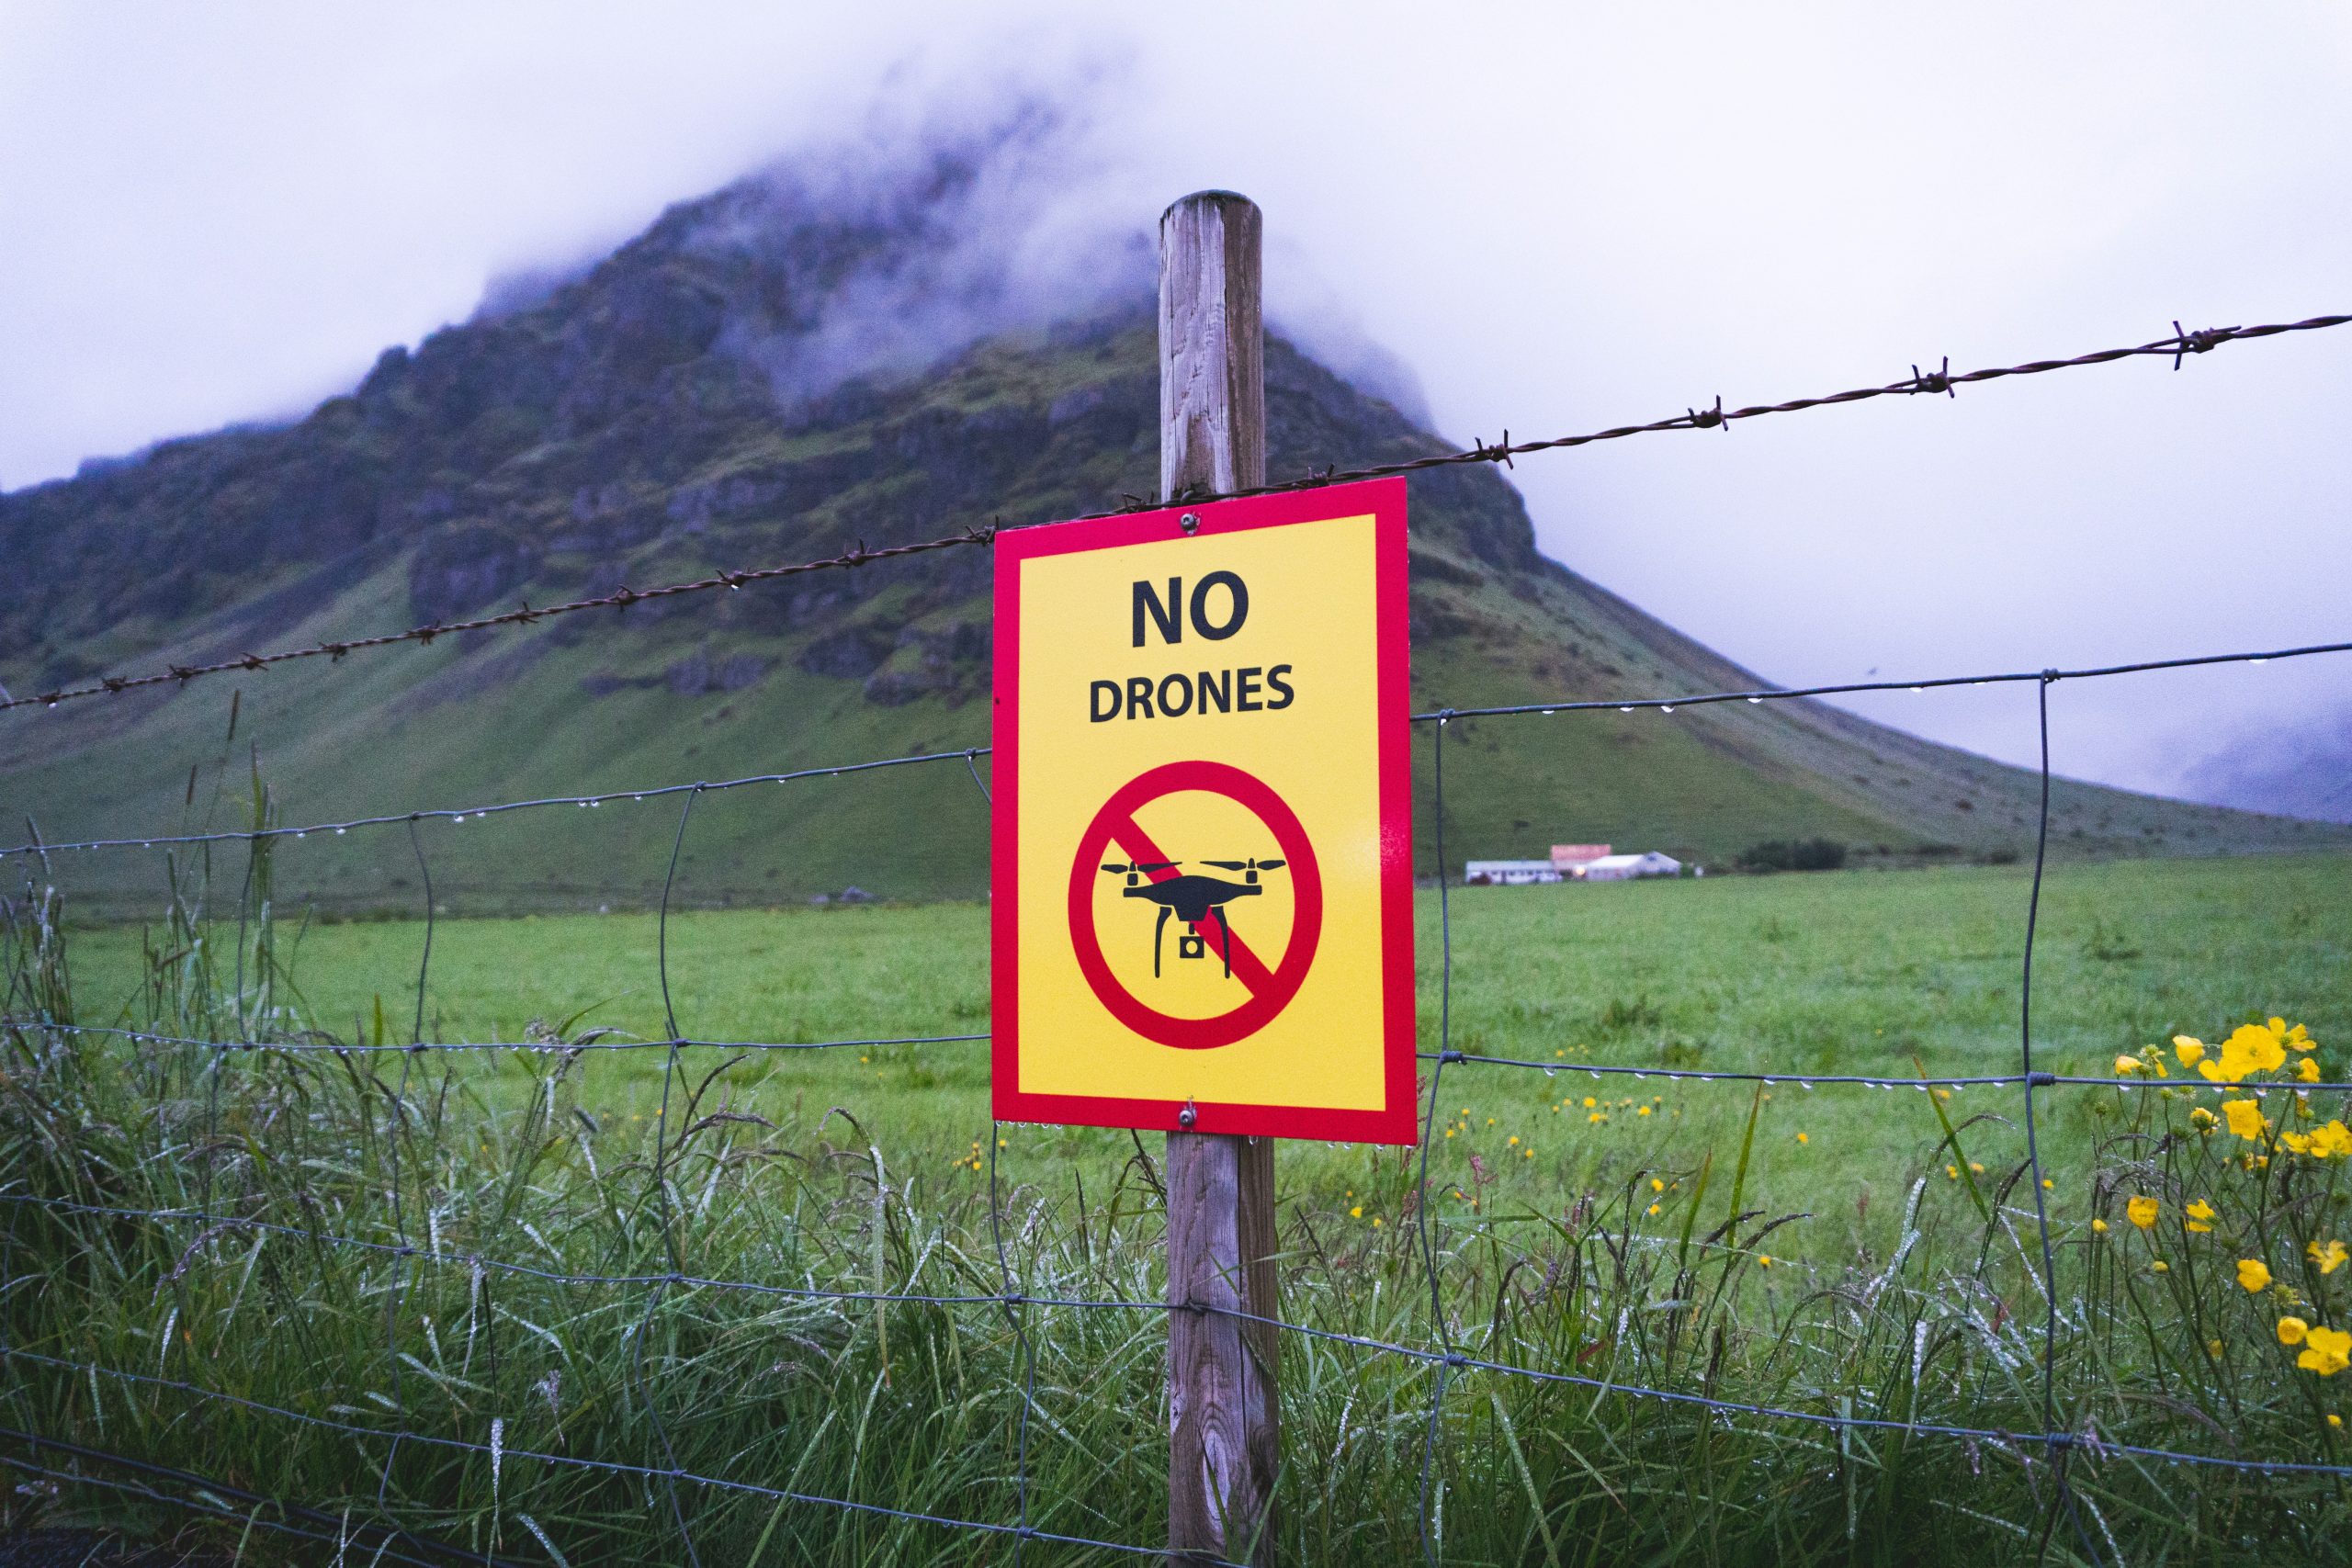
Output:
top-left (1463, 860), bottom-right (1563, 886)
top-left (1574, 852), bottom-right (1681, 882)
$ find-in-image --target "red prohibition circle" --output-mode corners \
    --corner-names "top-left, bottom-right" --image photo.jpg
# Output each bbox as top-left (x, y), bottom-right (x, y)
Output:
top-left (1067, 761), bottom-right (1323, 1050)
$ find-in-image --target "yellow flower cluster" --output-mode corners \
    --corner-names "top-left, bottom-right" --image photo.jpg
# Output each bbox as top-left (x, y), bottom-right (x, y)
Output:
top-left (2279, 1317), bottom-right (2352, 1377)
top-left (2280, 1121), bottom-right (2352, 1158)
top-left (2177, 1018), bottom-right (2319, 1086)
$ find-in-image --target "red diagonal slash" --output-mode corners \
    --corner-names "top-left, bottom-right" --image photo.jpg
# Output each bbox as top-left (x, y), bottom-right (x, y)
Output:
top-left (1109, 813), bottom-right (1276, 993)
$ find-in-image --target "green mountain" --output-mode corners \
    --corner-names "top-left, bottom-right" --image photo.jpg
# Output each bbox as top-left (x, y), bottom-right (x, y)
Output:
top-left (3, 142), bottom-right (2337, 915)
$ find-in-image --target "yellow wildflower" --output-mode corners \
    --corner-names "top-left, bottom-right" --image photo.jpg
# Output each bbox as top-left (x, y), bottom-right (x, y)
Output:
top-left (2316, 1122), bottom-right (2352, 1158)
top-left (2127, 1196), bottom-right (2159, 1229)
top-left (1945, 1164), bottom-right (1960, 1180)
top-left (1651, 1178), bottom-right (1666, 1192)
top-left (2091, 1218), bottom-right (2109, 1234)
top-left (2152, 1259), bottom-right (2170, 1273)
top-left (2312, 1240), bottom-right (2349, 1276)
top-left (1969, 1161), bottom-right (1985, 1175)
top-left (2280, 1317), bottom-right (2311, 1346)
top-left (1582, 1097), bottom-right (1597, 1109)
top-left (2114, 1055), bottom-right (2143, 1077)
top-left (1350, 1206), bottom-right (1363, 1218)
top-left (2335, 1415), bottom-right (2346, 1430)
top-left (1758, 1255), bottom-right (1774, 1268)
top-left (2284, 1131), bottom-right (2312, 1155)
top-left (2222, 1099), bottom-right (2268, 1140)
top-left (2174, 1035), bottom-right (2206, 1066)
top-left (2213, 1022), bottom-right (2290, 1083)
top-left (2301, 1325), bottom-right (2352, 1377)
top-left (1508, 1135), bottom-right (1519, 1146)
top-left (2191, 1107), bottom-right (2218, 1127)
top-left (2301, 1057), bottom-right (2323, 1083)
top-left (1647, 1202), bottom-right (1661, 1215)
top-left (1371, 1217), bottom-right (1383, 1228)
top-left (1637, 1105), bottom-right (1652, 1116)
top-left (2186, 1200), bottom-right (2218, 1234)
top-left (2238, 1258), bottom-right (2274, 1292)
top-left (1796, 1132), bottom-right (1809, 1145)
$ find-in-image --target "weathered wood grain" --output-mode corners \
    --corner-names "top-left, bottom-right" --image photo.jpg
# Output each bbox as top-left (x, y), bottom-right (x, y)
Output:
top-left (1159, 191), bottom-right (1266, 499)
top-left (1159, 189), bottom-right (1279, 1566)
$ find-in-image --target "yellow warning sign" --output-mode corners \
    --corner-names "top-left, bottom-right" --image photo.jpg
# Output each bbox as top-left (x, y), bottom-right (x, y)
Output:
top-left (990, 479), bottom-right (1416, 1143)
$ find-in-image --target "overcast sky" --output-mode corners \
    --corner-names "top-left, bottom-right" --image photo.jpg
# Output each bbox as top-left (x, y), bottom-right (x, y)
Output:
top-left (3, 2), bottom-right (2347, 803)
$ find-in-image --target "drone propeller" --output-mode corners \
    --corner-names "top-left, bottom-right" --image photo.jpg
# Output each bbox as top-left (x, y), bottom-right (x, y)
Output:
top-left (1202, 858), bottom-right (1285, 872)
top-left (1101, 861), bottom-right (1181, 874)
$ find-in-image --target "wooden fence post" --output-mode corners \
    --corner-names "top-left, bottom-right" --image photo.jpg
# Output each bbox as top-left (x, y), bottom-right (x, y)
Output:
top-left (1159, 189), bottom-right (1280, 1567)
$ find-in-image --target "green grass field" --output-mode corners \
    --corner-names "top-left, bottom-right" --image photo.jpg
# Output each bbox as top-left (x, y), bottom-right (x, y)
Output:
top-left (11, 850), bottom-right (2352, 1564)
top-left (54, 851), bottom-right (2352, 1249)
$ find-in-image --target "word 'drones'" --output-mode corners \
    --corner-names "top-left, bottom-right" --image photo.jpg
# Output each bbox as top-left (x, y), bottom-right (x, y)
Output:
top-left (1091, 570), bottom-right (1294, 723)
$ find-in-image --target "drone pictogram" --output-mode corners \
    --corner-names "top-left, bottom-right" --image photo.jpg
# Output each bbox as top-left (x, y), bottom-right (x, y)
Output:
top-left (1100, 857), bottom-right (1288, 979)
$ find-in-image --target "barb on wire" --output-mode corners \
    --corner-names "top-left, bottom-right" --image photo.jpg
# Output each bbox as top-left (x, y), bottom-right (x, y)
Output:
top-left (12, 313), bottom-right (2343, 719)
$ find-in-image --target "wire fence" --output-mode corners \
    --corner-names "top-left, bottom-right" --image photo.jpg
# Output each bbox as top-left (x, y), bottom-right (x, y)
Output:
top-left (6, 311), bottom-right (2345, 717)
top-left (4, 310), bottom-right (2351, 1563)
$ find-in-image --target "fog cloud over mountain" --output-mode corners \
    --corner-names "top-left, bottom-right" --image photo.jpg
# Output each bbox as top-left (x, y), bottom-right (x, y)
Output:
top-left (2, 5), bottom-right (2346, 816)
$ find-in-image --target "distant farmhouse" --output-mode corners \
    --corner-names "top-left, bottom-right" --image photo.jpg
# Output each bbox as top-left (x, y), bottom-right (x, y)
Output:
top-left (1464, 845), bottom-right (1688, 886)
top-left (1463, 860), bottom-right (1562, 886)
top-left (1576, 852), bottom-right (1682, 881)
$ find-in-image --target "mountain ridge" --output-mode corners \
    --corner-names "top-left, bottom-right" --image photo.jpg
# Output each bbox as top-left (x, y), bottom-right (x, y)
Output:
top-left (3, 140), bottom-right (2340, 911)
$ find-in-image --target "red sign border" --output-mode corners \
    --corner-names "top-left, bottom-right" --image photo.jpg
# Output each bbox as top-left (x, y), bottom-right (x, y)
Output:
top-left (990, 478), bottom-right (1417, 1144)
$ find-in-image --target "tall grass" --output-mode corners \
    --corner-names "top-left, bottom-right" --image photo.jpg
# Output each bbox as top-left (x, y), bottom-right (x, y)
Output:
top-left (5, 867), bottom-right (2349, 1564)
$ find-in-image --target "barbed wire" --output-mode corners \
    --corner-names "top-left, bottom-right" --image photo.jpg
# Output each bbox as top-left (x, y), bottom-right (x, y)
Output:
top-left (7, 312), bottom-right (2341, 717)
